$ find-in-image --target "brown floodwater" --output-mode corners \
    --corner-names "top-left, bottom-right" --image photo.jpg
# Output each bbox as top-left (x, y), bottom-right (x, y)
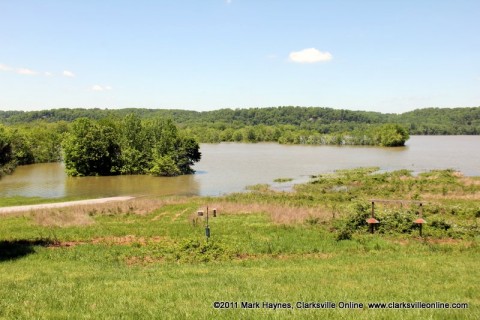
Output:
top-left (0, 136), bottom-right (479, 199)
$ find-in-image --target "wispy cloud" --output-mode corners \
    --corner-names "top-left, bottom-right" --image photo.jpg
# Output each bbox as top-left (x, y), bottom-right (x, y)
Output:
top-left (92, 85), bottom-right (112, 91)
top-left (0, 63), bottom-right (12, 71)
top-left (0, 64), bottom-right (77, 79)
top-left (289, 48), bottom-right (332, 63)
top-left (17, 68), bottom-right (38, 75)
top-left (2, 64), bottom-right (42, 76)
top-left (63, 70), bottom-right (75, 77)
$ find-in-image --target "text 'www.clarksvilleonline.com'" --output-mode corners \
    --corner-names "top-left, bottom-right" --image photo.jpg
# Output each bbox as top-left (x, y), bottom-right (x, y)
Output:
top-left (367, 301), bottom-right (469, 309)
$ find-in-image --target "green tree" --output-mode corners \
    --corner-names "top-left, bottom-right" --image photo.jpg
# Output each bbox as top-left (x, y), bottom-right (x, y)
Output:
top-left (119, 114), bottom-right (150, 174)
top-left (0, 125), bottom-right (15, 175)
top-left (29, 122), bottom-right (65, 163)
top-left (372, 124), bottom-right (410, 147)
top-left (62, 118), bottom-right (121, 176)
top-left (9, 129), bottom-right (34, 165)
top-left (146, 118), bottom-right (201, 176)
top-left (146, 118), bottom-right (178, 156)
top-left (173, 136), bottom-right (201, 175)
top-left (149, 155), bottom-right (180, 177)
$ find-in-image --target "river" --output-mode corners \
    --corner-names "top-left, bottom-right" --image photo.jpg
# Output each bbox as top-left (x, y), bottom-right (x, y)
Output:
top-left (0, 136), bottom-right (479, 199)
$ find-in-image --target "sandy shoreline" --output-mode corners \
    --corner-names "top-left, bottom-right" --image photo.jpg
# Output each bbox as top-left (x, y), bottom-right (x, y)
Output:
top-left (0, 196), bottom-right (135, 214)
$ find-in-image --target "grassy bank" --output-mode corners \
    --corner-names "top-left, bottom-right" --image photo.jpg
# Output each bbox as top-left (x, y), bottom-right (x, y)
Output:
top-left (0, 195), bottom-right (91, 208)
top-left (0, 168), bottom-right (479, 319)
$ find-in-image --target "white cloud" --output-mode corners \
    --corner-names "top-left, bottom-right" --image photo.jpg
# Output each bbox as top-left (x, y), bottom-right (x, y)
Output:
top-left (289, 48), bottom-right (332, 63)
top-left (92, 85), bottom-right (112, 91)
top-left (0, 64), bottom-right (12, 71)
top-left (45, 72), bottom-right (53, 77)
top-left (63, 70), bottom-right (75, 77)
top-left (17, 68), bottom-right (38, 75)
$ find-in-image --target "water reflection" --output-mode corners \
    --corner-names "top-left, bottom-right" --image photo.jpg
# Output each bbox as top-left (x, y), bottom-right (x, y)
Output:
top-left (0, 163), bottom-right (66, 198)
top-left (65, 174), bottom-right (200, 198)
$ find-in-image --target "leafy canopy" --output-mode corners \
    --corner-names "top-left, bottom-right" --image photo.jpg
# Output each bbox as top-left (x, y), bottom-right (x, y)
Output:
top-left (61, 115), bottom-right (201, 177)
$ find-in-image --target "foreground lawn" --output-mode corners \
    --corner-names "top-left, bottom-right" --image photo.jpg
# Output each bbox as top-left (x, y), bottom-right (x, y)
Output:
top-left (0, 247), bottom-right (478, 319)
top-left (0, 201), bottom-right (478, 319)
top-left (1, 169), bottom-right (479, 319)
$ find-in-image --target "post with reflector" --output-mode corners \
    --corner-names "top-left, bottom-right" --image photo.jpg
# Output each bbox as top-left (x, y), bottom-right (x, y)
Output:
top-left (367, 201), bottom-right (380, 234)
top-left (197, 206), bottom-right (218, 242)
top-left (414, 203), bottom-right (426, 237)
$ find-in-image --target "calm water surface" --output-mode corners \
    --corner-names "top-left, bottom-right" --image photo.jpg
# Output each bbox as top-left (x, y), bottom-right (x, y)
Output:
top-left (0, 136), bottom-right (479, 199)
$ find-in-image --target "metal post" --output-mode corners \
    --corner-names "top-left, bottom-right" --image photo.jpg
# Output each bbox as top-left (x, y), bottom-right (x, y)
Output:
top-left (205, 206), bottom-right (210, 242)
top-left (419, 202), bottom-right (423, 237)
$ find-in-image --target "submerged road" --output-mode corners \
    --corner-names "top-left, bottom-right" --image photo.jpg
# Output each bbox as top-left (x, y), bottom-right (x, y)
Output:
top-left (0, 196), bottom-right (135, 214)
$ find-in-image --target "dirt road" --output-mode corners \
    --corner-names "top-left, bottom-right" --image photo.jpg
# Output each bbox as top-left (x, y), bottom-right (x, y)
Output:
top-left (0, 196), bottom-right (135, 214)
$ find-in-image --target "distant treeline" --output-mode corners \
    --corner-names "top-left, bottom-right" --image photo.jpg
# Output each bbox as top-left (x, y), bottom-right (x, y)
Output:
top-left (1, 106), bottom-right (479, 135)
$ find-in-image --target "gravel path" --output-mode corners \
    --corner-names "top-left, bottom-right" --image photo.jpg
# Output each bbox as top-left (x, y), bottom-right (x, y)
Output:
top-left (0, 196), bottom-right (135, 214)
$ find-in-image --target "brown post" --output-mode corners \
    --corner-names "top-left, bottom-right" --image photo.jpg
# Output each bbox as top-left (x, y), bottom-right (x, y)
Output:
top-left (371, 201), bottom-right (375, 234)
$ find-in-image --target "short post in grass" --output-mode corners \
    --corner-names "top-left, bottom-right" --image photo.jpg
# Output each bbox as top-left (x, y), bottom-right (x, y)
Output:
top-left (197, 206), bottom-right (217, 242)
top-left (414, 203), bottom-right (426, 237)
top-left (366, 201), bottom-right (380, 234)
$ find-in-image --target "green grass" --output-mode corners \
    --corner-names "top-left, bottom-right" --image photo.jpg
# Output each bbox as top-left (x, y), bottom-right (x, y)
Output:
top-left (0, 168), bottom-right (479, 319)
top-left (1, 247), bottom-right (478, 319)
top-left (0, 195), bottom-right (87, 207)
top-left (0, 196), bottom-right (62, 207)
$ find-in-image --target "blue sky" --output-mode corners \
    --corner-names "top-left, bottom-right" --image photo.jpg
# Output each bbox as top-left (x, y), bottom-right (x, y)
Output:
top-left (1, 0), bottom-right (479, 113)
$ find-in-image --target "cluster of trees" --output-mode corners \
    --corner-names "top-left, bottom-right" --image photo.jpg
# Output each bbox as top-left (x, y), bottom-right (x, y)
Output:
top-left (182, 123), bottom-right (409, 146)
top-left (62, 115), bottom-right (201, 176)
top-left (0, 122), bottom-right (65, 176)
top-left (0, 115), bottom-right (201, 177)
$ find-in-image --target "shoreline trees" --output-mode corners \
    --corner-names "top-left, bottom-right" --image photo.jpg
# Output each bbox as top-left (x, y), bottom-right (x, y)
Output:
top-left (62, 115), bottom-right (201, 177)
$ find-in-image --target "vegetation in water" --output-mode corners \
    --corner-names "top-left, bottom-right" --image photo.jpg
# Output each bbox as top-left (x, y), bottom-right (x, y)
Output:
top-left (1, 114), bottom-right (201, 177)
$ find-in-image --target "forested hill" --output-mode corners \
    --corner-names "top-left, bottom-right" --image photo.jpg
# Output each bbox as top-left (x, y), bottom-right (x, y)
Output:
top-left (1, 106), bottom-right (479, 135)
top-left (394, 107), bottom-right (480, 134)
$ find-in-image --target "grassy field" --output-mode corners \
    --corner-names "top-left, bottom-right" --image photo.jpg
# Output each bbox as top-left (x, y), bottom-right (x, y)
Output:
top-left (0, 168), bottom-right (479, 319)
